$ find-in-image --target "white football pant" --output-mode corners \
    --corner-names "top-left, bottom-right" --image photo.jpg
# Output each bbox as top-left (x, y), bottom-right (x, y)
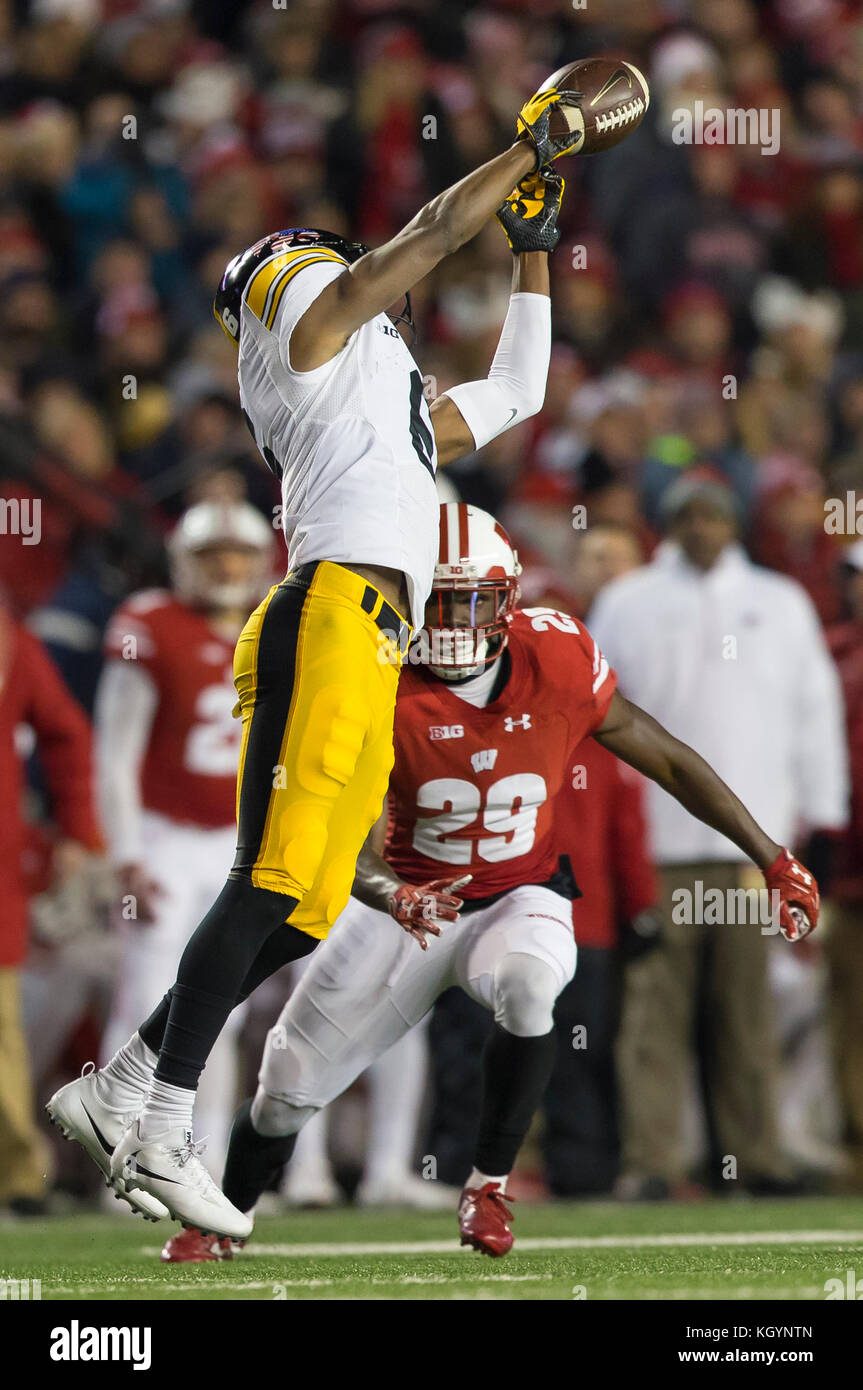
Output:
top-left (254, 885), bottom-right (577, 1139)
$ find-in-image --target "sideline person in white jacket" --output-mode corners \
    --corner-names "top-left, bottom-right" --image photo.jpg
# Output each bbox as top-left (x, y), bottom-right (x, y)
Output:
top-left (589, 475), bottom-right (848, 1196)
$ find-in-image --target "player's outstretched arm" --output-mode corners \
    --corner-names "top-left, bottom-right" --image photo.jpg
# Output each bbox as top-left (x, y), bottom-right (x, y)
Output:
top-left (593, 691), bottom-right (820, 939)
top-left (291, 140), bottom-right (540, 369)
top-left (432, 170), bottom-right (561, 466)
top-left (594, 692), bottom-right (781, 869)
top-left (351, 811), bottom-right (471, 950)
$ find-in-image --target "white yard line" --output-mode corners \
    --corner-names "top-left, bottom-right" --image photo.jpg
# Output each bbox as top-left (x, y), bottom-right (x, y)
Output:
top-left (51, 1280), bottom-right (336, 1294)
top-left (134, 1229), bottom-right (863, 1259)
top-left (51, 1273), bottom-right (561, 1295)
top-left (47, 1278), bottom-right (831, 1302)
top-left (637, 1286), bottom-right (825, 1301)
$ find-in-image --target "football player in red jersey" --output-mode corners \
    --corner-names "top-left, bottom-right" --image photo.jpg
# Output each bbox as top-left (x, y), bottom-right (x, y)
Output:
top-left (67, 502), bottom-right (275, 1220)
top-left (160, 502), bottom-right (819, 1260)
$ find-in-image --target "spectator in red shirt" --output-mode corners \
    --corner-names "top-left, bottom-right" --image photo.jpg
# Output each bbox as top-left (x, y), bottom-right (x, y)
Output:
top-left (0, 599), bottom-right (101, 1212)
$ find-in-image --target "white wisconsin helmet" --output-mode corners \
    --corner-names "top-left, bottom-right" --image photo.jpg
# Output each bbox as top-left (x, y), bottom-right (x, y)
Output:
top-left (423, 502), bottom-right (522, 680)
top-left (168, 501), bottom-right (275, 611)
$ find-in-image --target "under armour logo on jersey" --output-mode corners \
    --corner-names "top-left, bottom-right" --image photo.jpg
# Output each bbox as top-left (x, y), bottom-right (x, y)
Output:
top-left (504, 714), bottom-right (532, 732)
top-left (470, 748), bottom-right (498, 773)
top-left (428, 724), bottom-right (464, 740)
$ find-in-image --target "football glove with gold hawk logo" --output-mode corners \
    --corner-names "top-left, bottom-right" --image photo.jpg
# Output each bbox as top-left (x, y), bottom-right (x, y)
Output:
top-left (764, 848), bottom-right (820, 941)
top-left (516, 86), bottom-right (583, 165)
top-left (496, 168), bottom-right (565, 254)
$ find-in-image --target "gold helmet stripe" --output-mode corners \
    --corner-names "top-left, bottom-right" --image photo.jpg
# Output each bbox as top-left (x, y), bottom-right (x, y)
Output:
top-left (262, 253), bottom-right (347, 330)
top-left (245, 247), bottom-right (346, 327)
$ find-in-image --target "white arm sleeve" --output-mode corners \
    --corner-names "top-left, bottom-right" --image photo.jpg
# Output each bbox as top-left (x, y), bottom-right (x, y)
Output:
top-left (442, 292), bottom-right (551, 451)
top-left (93, 659), bottom-right (159, 866)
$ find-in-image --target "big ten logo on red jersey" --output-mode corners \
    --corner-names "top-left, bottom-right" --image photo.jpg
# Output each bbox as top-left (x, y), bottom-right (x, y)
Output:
top-left (412, 773), bottom-right (548, 865)
top-left (428, 724), bottom-right (464, 740)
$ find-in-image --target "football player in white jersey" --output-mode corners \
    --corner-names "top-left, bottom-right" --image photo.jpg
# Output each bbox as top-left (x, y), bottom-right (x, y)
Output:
top-left (48, 92), bottom-right (584, 1238)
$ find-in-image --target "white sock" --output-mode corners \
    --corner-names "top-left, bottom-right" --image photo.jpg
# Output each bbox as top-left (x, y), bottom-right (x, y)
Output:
top-left (465, 1168), bottom-right (508, 1193)
top-left (95, 1033), bottom-right (158, 1113)
top-left (138, 1077), bottom-right (195, 1141)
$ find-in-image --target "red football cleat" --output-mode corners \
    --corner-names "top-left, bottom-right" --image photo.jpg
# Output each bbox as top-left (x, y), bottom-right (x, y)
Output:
top-left (160, 1226), bottom-right (238, 1263)
top-left (458, 1182), bottom-right (515, 1257)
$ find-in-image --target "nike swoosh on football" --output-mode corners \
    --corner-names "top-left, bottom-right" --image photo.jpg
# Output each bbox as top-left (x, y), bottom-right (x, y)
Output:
top-left (590, 69), bottom-right (633, 107)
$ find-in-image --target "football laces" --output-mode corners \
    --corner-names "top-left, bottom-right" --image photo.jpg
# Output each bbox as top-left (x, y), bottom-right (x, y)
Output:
top-left (595, 98), bottom-right (645, 134)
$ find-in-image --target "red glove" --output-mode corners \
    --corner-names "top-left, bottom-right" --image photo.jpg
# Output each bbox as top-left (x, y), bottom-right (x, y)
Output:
top-left (388, 875), bottom-right (472, 950)
top-left (764, 848), bottom-right (820, 942)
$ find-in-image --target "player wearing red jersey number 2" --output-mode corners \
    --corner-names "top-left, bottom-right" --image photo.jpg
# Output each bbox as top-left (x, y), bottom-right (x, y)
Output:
top-left (173, 502), bottom-right (818, 1262)
top-left (48, 119), bottom-right (572, 1239)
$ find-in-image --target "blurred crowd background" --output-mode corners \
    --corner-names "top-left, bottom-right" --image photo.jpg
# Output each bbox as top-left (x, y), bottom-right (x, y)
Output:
top-left (2, 0), bottom-right (863, 1215)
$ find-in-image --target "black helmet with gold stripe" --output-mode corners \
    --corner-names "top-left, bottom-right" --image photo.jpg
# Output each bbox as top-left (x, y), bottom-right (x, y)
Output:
top-left (214, 226), bottom-right (415, 347)
top-left (213, 228), bottom-right (369, 345)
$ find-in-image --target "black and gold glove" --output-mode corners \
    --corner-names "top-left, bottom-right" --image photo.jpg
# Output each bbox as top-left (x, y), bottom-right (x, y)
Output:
top-left (516, 86), bottom-right (583, 166)
top-left (496, 168), bottom-right (565, 254)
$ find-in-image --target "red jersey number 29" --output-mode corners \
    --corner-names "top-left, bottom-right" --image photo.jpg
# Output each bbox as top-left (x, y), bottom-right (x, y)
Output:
top-left (412, 774), bottom-right (548, 865)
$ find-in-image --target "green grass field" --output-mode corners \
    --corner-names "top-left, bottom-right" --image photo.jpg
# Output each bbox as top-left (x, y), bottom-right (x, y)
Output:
top-left (2, 1196), bottom-right (863, 1301)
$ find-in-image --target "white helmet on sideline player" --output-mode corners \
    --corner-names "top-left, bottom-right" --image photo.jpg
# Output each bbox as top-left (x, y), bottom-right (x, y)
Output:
top-left (423, 502), bottom-right (522, 681)
top-left (169, 501), bottom-right (275, 611)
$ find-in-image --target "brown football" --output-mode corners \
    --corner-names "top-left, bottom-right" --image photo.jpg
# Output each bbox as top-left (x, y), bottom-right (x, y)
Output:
top-left (538, 57), bottom-right (650, 156)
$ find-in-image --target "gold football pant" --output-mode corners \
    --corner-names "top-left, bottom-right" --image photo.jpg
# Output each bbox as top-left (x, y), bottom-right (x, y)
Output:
top-left (230, 561), bottom-right (408, 940)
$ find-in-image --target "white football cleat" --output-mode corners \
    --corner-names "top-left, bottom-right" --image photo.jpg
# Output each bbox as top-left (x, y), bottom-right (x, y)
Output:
top-left (111, 1122), bottom-right (253, 1241)
top-left (46, 1069), bottom-right (169, 1223)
